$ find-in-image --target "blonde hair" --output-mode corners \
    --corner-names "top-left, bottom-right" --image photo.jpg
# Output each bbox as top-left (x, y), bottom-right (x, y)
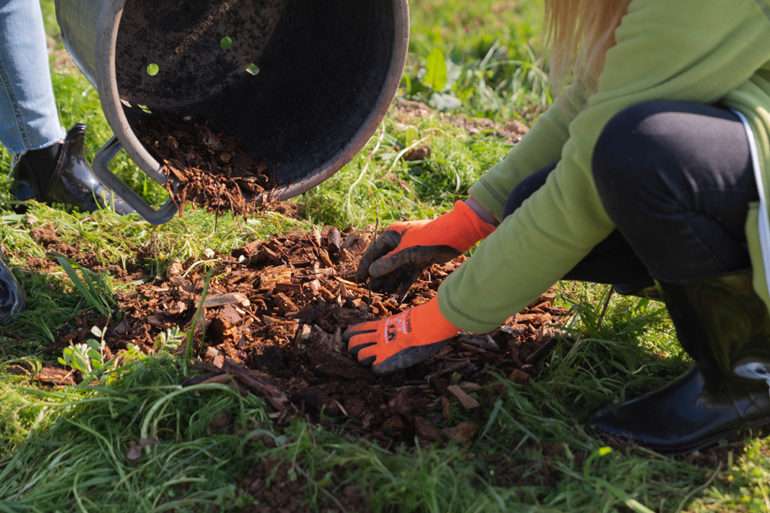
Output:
top-left (545, 0), bottom-right (631, 90)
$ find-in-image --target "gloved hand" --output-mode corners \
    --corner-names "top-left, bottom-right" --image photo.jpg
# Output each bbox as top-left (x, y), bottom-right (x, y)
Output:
top-left (344, 298), bottom-right (460, 374)
top-left (356, 201), bottom-right (495, 295)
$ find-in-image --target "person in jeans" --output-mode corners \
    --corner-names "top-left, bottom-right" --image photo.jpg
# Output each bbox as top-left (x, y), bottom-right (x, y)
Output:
top-left (0, 1), bottom-right (129, 322)
top-left (347, 0), bottom-right (770, 453)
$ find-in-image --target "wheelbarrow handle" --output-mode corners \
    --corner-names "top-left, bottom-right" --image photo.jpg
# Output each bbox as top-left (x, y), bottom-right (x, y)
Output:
top-left (93, 137), bottom-right (178, 225)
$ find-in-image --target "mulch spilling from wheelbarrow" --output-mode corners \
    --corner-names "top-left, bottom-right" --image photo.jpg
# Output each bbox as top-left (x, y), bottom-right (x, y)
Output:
top-left (134, 112), bottom-right (275, 216)
top-left (55, 229), bottom-right (569, 447)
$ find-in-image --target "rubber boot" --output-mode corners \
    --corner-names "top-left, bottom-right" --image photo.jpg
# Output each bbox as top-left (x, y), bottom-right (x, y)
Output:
top-left (11, 124), bottom-right (133, 215)
top-left (590, 271), bottom-right (770, 453)
top-left (0, 256), bottom-right (24, 323)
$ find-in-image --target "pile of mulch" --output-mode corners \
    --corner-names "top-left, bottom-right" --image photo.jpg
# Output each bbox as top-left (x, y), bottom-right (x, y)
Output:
top-left (50, 228), bottom-right (569, 447)
top-left (134, 112), bottom-right (275, 216)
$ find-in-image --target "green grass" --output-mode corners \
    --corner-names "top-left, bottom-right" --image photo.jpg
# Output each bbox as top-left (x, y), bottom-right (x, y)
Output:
top-left (0, 1), bottom-right (769, 512)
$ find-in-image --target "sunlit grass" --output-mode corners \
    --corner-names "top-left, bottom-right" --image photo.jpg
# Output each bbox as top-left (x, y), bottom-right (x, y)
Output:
top-left (0, 1), bottom-right (768, 512)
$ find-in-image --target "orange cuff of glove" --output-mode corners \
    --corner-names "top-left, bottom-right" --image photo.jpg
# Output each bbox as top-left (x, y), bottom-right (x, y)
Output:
top-left (403, 297), bottom-right (461, 343)
top-left (393, 201), bottom-right (495, 255)
top-left (441, 201), bottom-right (496, 252)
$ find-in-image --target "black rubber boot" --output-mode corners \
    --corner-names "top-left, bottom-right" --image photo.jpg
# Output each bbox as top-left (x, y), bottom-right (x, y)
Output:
top-left (10, 124), bottom-right (133, 215)
top-left (0, 256), bottom-right (24, 323)
top-left (590, 271), bottom-right (770, 453)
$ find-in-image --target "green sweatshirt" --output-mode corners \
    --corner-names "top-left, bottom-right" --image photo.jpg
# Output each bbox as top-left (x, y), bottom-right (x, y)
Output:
top-left (439, 0), bottom-right (770, 333)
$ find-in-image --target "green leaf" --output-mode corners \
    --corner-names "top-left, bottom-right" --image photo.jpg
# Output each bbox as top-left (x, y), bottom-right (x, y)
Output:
top-left (423, 48), bottom-right (448, 92)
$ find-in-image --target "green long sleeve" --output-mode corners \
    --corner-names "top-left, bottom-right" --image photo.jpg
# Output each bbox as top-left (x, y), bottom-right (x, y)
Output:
top-left (440, 0), bottom-right (770, 333)
top-left (469, 82), bottom-right (588, 221)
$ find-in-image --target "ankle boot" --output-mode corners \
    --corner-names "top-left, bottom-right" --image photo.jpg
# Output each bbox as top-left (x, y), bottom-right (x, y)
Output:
top-left (0, 256), bottom-right (24, 323)
top-left (11, 124), bottom-right (133, 215)
top-left (590, 271), bottom-right (770, 453)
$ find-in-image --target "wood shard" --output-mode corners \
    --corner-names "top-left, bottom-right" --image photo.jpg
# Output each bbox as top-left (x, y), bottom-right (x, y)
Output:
top-left (443, 421), bottom-right (479, 445)
top-left (274, 292), bottom-right (299, 313)
top-left (447, 385), bottom-right (480, 410)
top-left (257, 266), bottom-right (293, 291)
top-left (223, 360), bottom-right (289, 411)
top-left (509, 369), bottom-right (531, 385)
top-left (203, 292), bottom-right (251, 308)
top-left (327, 228), bottom-right (342, 253)
top-left (318, 248), bottom-right (334, 268)
top-left (35, 367), bottom-right (76, 386)
top-left (458, 335), bottom-right (500, 352)
top-left (299, 324), bottom-right (312, 340)
top-left (414, 416), bottom-right (443, 442)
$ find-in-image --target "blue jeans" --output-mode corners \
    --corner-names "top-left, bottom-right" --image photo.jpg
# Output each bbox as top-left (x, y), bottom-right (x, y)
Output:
top-left (0, 0), bottom-right (64, 154)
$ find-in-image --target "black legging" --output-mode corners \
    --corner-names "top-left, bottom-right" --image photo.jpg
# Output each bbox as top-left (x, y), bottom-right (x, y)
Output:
top-left (503, 101), bottom-right (757, 286)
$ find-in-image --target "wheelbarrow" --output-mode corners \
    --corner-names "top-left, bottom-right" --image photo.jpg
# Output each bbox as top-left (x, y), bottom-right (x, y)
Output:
top-left (55, 0), bottom-right (409, 224)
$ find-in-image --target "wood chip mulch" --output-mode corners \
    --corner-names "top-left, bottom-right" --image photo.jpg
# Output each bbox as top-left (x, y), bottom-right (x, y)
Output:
top-left (53, 228), bottom-right (569, 447)
top-left (134, 112), bottom-right (276, 216)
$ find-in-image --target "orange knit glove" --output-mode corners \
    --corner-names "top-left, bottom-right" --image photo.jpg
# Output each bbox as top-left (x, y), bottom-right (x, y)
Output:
top-left (344, 298), bottom-right (460, 374)
top-left (356, 201), bottom-right (495, 295)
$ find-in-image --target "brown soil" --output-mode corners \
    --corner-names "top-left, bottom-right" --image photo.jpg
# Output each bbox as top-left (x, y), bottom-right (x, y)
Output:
top-left (134, 112), bottom-right (275, 216)
top-left (239, 459), bottom-right (367, 513)
top-left (56, 229), bottom-right (568, 446)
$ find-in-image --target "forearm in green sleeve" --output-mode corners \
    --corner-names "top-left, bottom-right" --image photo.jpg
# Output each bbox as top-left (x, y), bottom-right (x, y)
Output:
top-left (469, 82), bottom-right (587, 220)
top-left (441, 138), bottom-right (612, 333)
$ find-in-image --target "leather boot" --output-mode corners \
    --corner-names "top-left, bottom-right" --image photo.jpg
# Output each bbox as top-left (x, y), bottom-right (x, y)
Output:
top-left (10, 124), bottom-right (133, 215)
top-left (0, 256), bottom-right (24, 323)
top-left (590, 271), bottom-right (770, 453)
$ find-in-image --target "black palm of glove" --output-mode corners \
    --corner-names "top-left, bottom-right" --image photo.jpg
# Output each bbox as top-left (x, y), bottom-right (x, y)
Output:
top-left (356, 201), bottom-right (496, 296)
top-left (355, 222), bottom-right (460, 296)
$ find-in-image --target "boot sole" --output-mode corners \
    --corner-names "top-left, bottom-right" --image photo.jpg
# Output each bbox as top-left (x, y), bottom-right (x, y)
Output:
top-left (618, 415), bottom-right (770, 455)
